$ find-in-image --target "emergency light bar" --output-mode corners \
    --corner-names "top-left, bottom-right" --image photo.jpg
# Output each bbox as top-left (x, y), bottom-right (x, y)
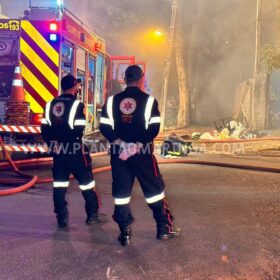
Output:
top-left (49, 21), bottom-right (58, 42)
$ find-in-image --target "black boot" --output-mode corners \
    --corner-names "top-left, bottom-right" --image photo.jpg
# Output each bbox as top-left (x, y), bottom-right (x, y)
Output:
top-left (56, 208), bottom-right (68, 228)
top-left (86, 213), bottom-right (108, 225)
top-left (118, 225), bottom-right (132, 246)
top-left (82, 189), bottom-right (103, 225)
top-left (53, 188), bottom-right (68, 228)
top-left (157, 224), bottom-right (181, 240)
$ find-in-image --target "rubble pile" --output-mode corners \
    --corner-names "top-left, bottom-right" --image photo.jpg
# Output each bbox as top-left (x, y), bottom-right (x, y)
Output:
top-left (191, 119), bottom-right (269, 141)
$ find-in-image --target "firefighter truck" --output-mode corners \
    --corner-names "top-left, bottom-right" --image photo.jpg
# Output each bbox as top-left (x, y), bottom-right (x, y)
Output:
top-left (0, 1), bottom-right (145, 153)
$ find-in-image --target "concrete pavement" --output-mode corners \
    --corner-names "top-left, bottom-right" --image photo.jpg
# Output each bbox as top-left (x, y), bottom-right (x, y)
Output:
top-left (0, 154), bottom-right (279, 280)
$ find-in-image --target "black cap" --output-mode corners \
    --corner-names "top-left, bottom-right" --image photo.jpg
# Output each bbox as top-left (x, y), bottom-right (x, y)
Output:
top-left (61, 74), bottom-right (82, 91)
top-left (125, 65), bottom-right (144, 83)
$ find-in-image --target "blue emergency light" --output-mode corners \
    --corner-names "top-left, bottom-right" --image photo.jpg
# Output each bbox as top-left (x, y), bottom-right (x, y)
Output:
top-left (49, 34), bottom-right (58, 41)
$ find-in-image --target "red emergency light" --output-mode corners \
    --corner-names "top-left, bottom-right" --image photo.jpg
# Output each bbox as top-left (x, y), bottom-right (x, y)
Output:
top-left (50, 22), bottom-right (58, 31)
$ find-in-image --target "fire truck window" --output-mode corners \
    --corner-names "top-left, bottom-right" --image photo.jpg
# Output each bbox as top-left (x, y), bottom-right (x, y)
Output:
top-left (96, 54), bottom-right (105, 105)
top-left (76, 47), bottom-right (86, 71)
top-left (88, 78), bottom-right (94, 105)
top-left (88, 56), bottom-right (95, 78)
top-left (85, 56), bottom-right (96, 131)
top-left (61, 43), bottom-right (74, 76)
top-left (88, 56), bottom-right (95, 106)
top-left (87, 78), bottom-right (94, 131)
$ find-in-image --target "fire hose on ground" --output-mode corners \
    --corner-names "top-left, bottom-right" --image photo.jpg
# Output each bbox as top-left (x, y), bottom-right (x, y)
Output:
top-left (0, 136), bottom-right (279, 196)
top-left (0, 136), bottom-right (38, 195)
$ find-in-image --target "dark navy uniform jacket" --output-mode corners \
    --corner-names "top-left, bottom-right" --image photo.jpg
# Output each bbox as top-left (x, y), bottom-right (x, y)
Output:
top-left (99, 86), bottom-right (161, 145)
top-left (41, 94), bottom-right (86, 146)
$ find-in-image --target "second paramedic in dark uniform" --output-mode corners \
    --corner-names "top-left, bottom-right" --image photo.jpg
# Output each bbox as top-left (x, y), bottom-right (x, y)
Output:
top-left (99, 65), bottom-right (181, 246)
top-left (41, 75), bottom-right (106, 228)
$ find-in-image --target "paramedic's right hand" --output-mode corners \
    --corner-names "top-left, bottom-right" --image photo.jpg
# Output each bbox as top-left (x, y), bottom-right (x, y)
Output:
top-left (49, 141), bottom-right (60, 155)
top-left (119, 143), bottom-right (137, 160)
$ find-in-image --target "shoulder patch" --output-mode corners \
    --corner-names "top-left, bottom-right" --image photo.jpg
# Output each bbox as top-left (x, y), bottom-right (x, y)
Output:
top-left (52, 102), bottom-right (65, 117)
top-left (120, 98), bottom-right (137, 115)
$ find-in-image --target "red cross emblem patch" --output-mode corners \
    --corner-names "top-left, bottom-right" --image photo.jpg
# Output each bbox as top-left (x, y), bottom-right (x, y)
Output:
top-left (120, 98), bottom-right (136, 115)
top-left (52, 102), bottom-right (65, 117)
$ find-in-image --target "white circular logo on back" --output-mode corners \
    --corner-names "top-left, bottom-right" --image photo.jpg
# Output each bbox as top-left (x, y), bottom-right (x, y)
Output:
top-left (120, 98), bottom-right (137, 115)
top-left (52, 102), bottom-right (65, 117)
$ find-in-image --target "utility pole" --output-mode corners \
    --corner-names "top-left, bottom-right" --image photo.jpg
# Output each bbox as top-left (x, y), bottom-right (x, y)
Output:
top-left (175, 0), bottom-right (190, 128)
top-left (160, 0), bottom-right (178, 132)
top-left (251, 0), bottom-right (261, 128)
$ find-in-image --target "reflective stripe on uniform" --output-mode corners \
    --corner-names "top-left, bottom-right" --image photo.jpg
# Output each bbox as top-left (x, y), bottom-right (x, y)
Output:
top-left (79, 180), bottom-right (96, 191)
top-left (114, 197), bottom-right (131, 205)
top-left (100, 117), bottom-right (113, 126)
top-left (53, 181), bottom-right (69, 188)
top-left (45, 101), bottom-right (52, 126)
top-left (145, 191), bottom-right (165, 204)
top-left (41, 118), bottom-right (48, 125)
top-left (144, 96), bottom-right (155, 129)
top-left (149, 116), bottom-right (161, 125)
top-left (106, 96), bottom-right (114, 130)
top-left (68, 100), bottom-right (81, 129)
top-left (74, 119), bottom-right (86, 126)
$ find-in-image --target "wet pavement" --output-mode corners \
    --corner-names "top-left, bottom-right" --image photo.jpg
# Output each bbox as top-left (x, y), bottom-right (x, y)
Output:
top-left (0, 154), bottom-right (280, 280)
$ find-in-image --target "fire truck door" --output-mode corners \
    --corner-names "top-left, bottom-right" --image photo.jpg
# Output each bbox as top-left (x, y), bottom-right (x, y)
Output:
top-left (77, 70), bottom-right (85, 102)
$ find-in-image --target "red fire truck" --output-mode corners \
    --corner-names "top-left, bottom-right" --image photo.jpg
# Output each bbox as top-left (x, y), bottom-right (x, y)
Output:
top-left (0, 1), bottom-right (145, 153)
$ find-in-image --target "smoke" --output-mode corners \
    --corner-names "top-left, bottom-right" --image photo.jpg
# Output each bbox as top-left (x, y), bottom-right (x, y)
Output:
top-left (181, 0), bottom-right (279, 125)
top-left (0, 0), bottom-right (29, 18)
top-left (1, 0), bottom-right (279, 126)
top-left (65, 0), bottom-right (171, 99)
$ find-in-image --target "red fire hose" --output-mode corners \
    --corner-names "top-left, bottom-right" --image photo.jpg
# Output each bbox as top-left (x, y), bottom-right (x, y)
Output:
top-left (1, 136), bottom-right (279, 196)
top-left (0, 151), bottom-right (108, 170)
top-left (0, 136), bottom-right (38, 196)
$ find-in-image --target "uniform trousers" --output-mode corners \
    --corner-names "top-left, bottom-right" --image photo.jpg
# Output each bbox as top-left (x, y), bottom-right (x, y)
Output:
top-left (52, 146), bottom-right (100, 219)
top-left (110, 152), bottom-right (173, 232)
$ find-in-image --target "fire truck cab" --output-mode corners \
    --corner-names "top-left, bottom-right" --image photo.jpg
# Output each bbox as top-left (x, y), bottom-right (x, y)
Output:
top-left (0, 1), bottom-right (145, 149)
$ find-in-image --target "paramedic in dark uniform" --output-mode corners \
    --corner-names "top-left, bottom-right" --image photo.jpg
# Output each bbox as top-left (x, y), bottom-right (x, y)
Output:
top-left (41, 74), bottom-right (106, 228)
top-left (99, 65), bottom-right (181, 245)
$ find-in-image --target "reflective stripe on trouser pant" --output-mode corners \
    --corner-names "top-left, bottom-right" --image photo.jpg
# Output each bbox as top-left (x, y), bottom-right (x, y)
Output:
top-left (53, 181), bottom-right (69, 188)
top-left (113, 196), bottom-right (134, 228)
